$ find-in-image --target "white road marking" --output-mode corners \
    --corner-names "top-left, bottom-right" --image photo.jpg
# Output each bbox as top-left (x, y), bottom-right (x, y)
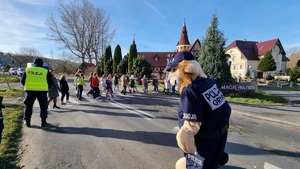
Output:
top-left (109, 100), bottom-right (156, 120)
top-left (264, 162), bottom-right (281, 169)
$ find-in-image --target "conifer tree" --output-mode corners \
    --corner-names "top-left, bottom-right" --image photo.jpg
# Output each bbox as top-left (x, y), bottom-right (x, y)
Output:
top-left (105, 58), bottom-right (113, 75)
top-left (117, 54), bottom-right (129, 74)
top-left (128, 40), bottom-right (137, 75)
top-left (198, 13), bottom-right (232, 86)
top-left (257, 50), bottom-right (276, 73)
top-left (296, 60), bottom-right (300, 67)
top-left (104, 45), bottom-right (112, 71)
top-left (113, 45), bottom-right (122, 75)
top-left (132, 56), bottom-right (152, 78)
top-left (96, 57), bottom-right (104, 77)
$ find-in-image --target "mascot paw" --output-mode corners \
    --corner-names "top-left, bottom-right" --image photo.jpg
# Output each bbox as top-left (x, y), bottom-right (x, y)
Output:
top-left (175, 157), bottom-right (186, 169)
top-left (176, 127), bottom-right (197, 153)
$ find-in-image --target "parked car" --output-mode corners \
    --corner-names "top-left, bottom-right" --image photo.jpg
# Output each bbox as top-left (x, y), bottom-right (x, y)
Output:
top-left (17, 68), bottom-right (25, 76)
top-left (8, 68), bottom-right (18, 75)
top-left (26, 62), bottom-right (50, 70)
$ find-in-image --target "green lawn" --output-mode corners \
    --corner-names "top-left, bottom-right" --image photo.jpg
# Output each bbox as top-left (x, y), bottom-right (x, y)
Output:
top-left (225, 90), bottom-right (288, 105)
top-left (0, 74), bottom-right (20, 83)
top-left (0, 89), bottom-right (24, 169)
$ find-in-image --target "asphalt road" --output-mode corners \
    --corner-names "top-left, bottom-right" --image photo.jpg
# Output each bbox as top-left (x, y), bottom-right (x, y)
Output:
top-left (1, 79), bottom-right (300, 168)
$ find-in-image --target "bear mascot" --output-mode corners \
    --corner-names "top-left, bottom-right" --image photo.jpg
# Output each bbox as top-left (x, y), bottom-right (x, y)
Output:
top-left (166, 51), bottom-right (231, 169)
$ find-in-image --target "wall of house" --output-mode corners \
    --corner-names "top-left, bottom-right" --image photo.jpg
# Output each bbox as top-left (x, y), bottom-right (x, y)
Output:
top-left (270, 45), bottom-right (283, 75)
top-left (227, 48), bottom-right (248, 79)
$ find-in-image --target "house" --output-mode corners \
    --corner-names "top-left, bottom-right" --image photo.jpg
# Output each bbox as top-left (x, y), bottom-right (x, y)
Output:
top-left (77, 62), bottom-right (96, 75)
top-left (138, 52), bottom-right (176, 80)
top-left (138, 20), bottom-right (201, 80)
top-left (225, 38), bottom-right (289, 79)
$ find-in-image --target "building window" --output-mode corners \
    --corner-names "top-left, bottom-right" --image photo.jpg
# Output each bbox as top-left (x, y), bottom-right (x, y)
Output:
top-left (154, 55), bottom-right (159, 62)
top-left (233, 65), bottom-right (236, 70)
top-left (240, 65), bottom-right (242, 69)
top-left (248, 64), bottom-right (252, 69)
top-left (232, 56), bottom-right (235, 61)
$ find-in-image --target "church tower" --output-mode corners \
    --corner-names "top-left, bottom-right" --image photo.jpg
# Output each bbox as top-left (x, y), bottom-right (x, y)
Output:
top-left (177, 19), bottom-right (191, 52)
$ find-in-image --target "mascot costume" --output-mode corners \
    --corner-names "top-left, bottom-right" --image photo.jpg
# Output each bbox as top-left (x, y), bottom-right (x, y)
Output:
top-left (166, 51), bottom-right (231, 169)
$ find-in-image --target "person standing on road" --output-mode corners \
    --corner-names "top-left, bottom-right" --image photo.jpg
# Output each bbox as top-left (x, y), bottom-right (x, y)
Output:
top-left (91, 72), bottom-right (100, 99)
top-left (21, 58), bottom-right (53, 127)
top-left (164, 78), bottom-right (171, 94)
top-left (86, 72), bottom-right (94, 97)
top-left (152, 76), bottom-right (159, 93)
top-left (113, 74), bottom-right (120, 92)
top-left (171, 80), bottom-right (176, 95)
top-left (76, 73), bottom-right (86, 100)
top-left (59, 74), bottom-right (69, 105)
top-left (120, 74), bottom-right (128, 95)
top-left (142, 75), bottom-right (149, 92)
top-left (105, 74), bottom-right (114, 100)
top-left (48, 70), bottom-right (61, 109)
top-left (100, 74), bottom-right (107, 96)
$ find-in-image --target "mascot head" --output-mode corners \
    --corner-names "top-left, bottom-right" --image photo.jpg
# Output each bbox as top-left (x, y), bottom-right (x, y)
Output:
top-left (166, 51), bottom-right (207, 93)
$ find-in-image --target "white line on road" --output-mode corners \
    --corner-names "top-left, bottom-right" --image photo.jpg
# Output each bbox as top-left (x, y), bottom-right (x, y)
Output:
top-left (109, 100), bottom-right (156, 120)
top-left (264, 162), bottom-right (281, 169)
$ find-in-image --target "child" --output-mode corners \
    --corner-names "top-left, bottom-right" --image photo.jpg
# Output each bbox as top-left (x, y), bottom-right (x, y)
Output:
top-left (100, 74), bottom-right (107, 96)
top-left (60, 74), bottom-right (70, 105)
top-left (91, 72), bottom-right (100, 99)
top-left (164, 78), bottom-right (171, 94)
top-left (142, 75), bottom-right (148, 92)
top-left (105, 74), bottom-right (114, 100)
top-left (86, 72), bottom-right (94, 97)
top-left (129, 75), bottom-right (137, 93)
top-left (76, 73), bottom-right (86, 100)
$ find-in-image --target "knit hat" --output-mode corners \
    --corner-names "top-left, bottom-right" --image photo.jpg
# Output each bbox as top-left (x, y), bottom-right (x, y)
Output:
top-left (33, 58), bottom-right (43, 66)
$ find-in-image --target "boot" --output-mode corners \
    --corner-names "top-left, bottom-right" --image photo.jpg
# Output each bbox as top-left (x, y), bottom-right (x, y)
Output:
top-left (24, 119), bottom-right (31, 127)
top-left (41, 120), bottom-right (47, 127)
top-left (53, 105), bottom-right (60, 109)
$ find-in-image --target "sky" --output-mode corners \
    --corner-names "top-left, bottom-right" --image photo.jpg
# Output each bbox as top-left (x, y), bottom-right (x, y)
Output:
top-left (1, 0), bottom-right (300, 60)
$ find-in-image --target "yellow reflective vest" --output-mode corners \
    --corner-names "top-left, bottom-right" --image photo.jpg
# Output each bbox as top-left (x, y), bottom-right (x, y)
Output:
top-left (24, 67), bottom-right (48, 91)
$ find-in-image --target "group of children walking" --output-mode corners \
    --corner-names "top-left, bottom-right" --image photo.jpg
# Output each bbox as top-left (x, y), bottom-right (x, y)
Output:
top-left (48, 70), bottom-right (176, 107)
top-left (78, 72), bottom-right (114, 100)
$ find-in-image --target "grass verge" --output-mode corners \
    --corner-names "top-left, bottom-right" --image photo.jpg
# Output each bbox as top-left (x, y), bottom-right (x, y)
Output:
top-left (0, 74), bottom-right (20, 83)
top-left (225, 90), bottom-right (288, 105)
top-left (0, 89), bottom-right (24, 169)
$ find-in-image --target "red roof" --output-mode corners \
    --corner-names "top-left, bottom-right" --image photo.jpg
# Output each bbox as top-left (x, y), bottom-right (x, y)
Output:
top-left (138, 52), bottom-right (176, 67)
top-left (226, 38), bottom-right (288, 61)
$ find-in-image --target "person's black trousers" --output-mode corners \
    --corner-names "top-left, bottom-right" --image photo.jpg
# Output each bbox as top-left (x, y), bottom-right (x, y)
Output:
top-left (23, 91), bottom-right (48, 121)
top-left (92, 87), bottom-right (100, 98)
top-left (61, 91), bottom-right (69, 102)
top-left (77, 85), bottom-right (83, 99)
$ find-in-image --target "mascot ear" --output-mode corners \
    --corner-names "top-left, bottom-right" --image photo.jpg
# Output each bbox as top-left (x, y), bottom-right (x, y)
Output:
top-left (184, 60), bottom-right (207, 79)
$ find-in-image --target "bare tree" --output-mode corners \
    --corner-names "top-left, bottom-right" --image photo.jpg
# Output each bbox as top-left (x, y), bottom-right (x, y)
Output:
top-left (46, 0), bottom-right (115, 65)
top-left (18, 47), bottom-right (41, 57)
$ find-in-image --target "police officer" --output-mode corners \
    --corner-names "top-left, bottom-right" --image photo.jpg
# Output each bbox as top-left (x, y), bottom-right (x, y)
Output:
top-left (21, 58), bottom-right (53, 127)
